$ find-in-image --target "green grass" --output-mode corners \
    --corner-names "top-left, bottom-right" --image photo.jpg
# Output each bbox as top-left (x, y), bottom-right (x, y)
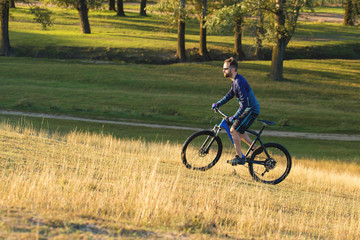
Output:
top-left (1, 57), bottom-right (359, 135)
top-left (312, 6), bottom-right (345, 14)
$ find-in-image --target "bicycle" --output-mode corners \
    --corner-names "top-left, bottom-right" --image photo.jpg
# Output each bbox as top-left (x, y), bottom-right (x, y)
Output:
top-left (181, 108), bottom-right (292, 185)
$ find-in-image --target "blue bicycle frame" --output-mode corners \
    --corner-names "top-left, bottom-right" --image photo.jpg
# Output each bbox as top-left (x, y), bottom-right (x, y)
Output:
top-left (219, 119), bottom-right (234, 145)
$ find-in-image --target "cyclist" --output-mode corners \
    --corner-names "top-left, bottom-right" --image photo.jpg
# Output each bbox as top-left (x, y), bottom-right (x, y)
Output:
top-left (212, 57), bottom-right (260, 166)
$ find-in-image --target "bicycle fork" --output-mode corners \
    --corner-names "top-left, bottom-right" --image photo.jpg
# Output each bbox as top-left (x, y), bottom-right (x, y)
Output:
top-left (198, 121), bottom-right (224, 155)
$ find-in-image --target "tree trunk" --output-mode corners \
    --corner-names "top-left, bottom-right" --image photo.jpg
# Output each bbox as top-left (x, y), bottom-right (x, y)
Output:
top-left (0, 0), bottom-right (12, 56)
top-left (344, 0), bottom-right (354, 26)
top-left (10, 0), bottom-right (14, 8)
top-left (77, 0), bottom-right (91, 34)
top-left (270, 0), bottom-right (286, 81)
top-left (254, 0), bottom-right (265, 60)
top-left (270, 38), bottom-right (286, 81)
top-left (109, 0), bottom-right (116, 11)
top-left (140, 0), bottom-right (147, 16)
top-left (176, 0), bottom-right (186, 62)
top-left (199, 0), bottom-right (210, 60)
top-left (233, 16), bottom-right (245, 59)
top-left (117, 0), bottom-right (125, 16)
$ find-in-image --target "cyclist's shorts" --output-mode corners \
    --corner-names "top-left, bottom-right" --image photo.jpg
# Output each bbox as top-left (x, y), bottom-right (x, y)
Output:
top-left (233, 111), bottom-right (258, 134)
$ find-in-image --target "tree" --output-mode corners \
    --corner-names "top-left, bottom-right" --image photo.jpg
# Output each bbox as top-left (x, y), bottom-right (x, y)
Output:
top-left (140, 0), bottom-right (147, 16)
top-left (268, 0), bottom-right (309, 81)
top-left (192, 0), bottom-right (210, 59)
top-left (46, 0), bottom-right (102, 34)
top-left (199, 0), bottom-right (210, 59)
top-left (205, 2), bottom-right (246, 59)
top-left (109, 0), bottom-right (115, 11)
top-left (233, 5), bottom-right (245, 58)
top-left (117, 0), bottom-right (125, 16)
top-left (0, 0), bottom-right (11, 56)
top-left (344, 0), bottom-right (360, 26)
top-left (176, 0), bottom-right (186, 62)
top-left (254, 0), bottom-right (265, 59)
top-left (30, 6), bottom-right (54, 30)
top-left (149, 0), bottom-right (187, 62)
top-left (77, 0), bottom-right (91, 33)
top-left (269, 0), bottom-right (287, 81)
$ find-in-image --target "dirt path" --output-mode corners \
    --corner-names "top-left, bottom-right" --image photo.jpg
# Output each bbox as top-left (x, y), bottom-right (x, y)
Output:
top-left (299, 12), bottom-right (345, 23)
top-left (1, 110), bottom-right (360, 141)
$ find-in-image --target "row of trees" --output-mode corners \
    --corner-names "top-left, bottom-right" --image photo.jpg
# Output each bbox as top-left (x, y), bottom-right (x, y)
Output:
top-left (159, 0), bottom-right (359, 80)
top-left (169, 0), bottom-right (311, 80)
top-left (1, 0), bottom-right (359, 81)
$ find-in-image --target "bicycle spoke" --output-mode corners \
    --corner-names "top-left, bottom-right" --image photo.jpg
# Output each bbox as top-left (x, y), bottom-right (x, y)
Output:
top-left (261, 168), bottom-right (269, 177)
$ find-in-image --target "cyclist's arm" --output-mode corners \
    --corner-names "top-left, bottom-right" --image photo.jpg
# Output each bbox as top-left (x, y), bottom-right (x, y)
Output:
top-left (233, 79), bottom-right (249, 119)
top-left (216, 88), bottom-right (234, 107)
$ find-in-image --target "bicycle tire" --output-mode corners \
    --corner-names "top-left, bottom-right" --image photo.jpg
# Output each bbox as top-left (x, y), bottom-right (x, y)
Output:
top-left (248, 143), bottom-right (292, 185)
top-left (181, 130), bottom-right (223, 171)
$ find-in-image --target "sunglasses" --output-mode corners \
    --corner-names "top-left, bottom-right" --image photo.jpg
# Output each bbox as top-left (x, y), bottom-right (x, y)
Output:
top-left (223, 67), bottom-right (233, 70)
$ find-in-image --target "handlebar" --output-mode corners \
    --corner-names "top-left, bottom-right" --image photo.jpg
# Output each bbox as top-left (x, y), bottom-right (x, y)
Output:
top-left (213, 108), bottom-right (228, 118)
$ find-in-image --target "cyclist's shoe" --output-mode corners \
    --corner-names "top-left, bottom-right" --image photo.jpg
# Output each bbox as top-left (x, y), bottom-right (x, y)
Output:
top-left (251, 146), bottom-right (263, 154)
top-left (227, 155), bottom-right (246, 166)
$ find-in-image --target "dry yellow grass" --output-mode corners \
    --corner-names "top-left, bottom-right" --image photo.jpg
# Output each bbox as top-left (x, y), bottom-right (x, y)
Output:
top-left (0, 121), bottom-right (359, 239)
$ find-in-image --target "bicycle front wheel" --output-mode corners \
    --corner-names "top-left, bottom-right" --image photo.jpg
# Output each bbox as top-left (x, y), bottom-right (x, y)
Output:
top-left (181, 130), bottom-right (222, 171)
top-left (248, 143), bottom-right (292, 185)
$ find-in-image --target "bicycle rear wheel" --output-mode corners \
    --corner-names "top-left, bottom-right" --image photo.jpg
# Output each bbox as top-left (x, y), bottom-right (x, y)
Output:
top-left (181, 130), bottom-right (222, 171)
top-left (248, 143), bottom-right (291, 185)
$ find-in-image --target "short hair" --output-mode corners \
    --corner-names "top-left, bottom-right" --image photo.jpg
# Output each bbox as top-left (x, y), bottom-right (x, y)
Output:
top-left (224, 57), bottom-right (238, 71)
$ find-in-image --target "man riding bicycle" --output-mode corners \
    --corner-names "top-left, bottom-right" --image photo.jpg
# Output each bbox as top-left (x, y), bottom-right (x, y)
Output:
top-left (212, 57), bottom-right (260, 166)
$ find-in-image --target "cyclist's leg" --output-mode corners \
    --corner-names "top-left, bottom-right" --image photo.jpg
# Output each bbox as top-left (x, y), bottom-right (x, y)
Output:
top-left (240, 132), bottom-right (253, 146)
top-left (233, 111), bottom-right (258, 150)
top-left (230, 126), bottom-right (243, 157)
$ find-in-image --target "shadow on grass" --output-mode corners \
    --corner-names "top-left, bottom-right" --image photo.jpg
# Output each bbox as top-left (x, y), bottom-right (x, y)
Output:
top-left (9, 29), bottom-right (360, 64)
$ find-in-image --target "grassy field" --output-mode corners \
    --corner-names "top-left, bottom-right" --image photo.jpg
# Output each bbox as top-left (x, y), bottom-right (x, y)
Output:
top-left (1, 57), bottom-right (359, 135)
top-left (0, 122), bottom-right (359, 239)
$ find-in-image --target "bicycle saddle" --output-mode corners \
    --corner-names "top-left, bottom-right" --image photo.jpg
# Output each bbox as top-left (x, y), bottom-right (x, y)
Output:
top-left (258, 119), bottom-right (275, 126)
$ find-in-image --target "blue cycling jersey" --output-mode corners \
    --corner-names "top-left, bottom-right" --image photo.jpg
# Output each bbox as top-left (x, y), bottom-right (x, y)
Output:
top-left (217, 73), bottom-right (260, 119)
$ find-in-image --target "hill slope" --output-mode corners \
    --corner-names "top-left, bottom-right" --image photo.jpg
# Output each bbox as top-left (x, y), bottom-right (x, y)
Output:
top-left (0, 122), bottom-right (359, 239)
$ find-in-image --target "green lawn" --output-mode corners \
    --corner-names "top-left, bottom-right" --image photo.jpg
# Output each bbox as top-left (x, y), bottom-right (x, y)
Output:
top-left (1, 57), bottom-right (359, 135)
top-left (312, 6), bottom-right (346, 14)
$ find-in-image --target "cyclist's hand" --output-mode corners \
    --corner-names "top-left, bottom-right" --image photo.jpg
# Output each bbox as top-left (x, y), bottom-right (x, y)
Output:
top-left (211, 103), bottom-right (218, 110)
top-left (229, 116), bottom-right (235, 123)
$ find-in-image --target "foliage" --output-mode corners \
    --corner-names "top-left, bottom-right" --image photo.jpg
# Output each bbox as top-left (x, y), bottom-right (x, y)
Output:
top-left (44, 0), bottom-right (102, 10)
top-left (29, 6), bottom-right (54, 30)
top-left (148, 0), bottom-right (190, 28)
top-left (206, 0), bottom-right (313, 49)
top-left (256, 0), bottom-right (312, 44)
top-left (205, 3), bottom-right (245, 34)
